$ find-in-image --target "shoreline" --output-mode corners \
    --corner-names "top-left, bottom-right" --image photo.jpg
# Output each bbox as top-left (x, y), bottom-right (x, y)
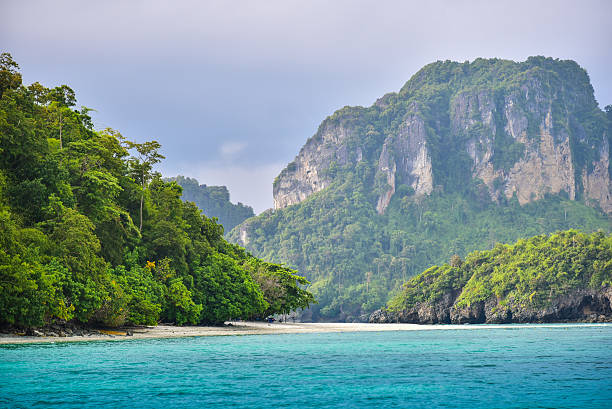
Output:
top-left (1, 321), bottom-right (610, 345)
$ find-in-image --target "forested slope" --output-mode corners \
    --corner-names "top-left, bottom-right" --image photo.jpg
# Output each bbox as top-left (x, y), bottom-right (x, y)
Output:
top-left (0, 53), bottom-right (313, 329)
top-left (371, 230), bottom-right (612, 324)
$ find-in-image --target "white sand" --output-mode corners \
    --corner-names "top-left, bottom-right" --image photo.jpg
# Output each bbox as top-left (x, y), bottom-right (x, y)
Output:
top-left (1, 321), bottom-right (609, 344)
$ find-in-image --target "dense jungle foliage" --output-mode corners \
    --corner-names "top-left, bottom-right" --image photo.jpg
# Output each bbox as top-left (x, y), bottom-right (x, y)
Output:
top-left (231, 179), bottom-right (610, 322)
top-left (229, 57), bottom-right (612, 322)
top-left (167, 175), bottom-right (254, 233)
top-left (0, 53), bottom-right (314, 328)
top-left (387, 230), bottom-right (612, 312)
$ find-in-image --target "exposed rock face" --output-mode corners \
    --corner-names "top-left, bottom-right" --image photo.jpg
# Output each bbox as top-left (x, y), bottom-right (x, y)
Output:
top-left (273, 120), bottom-right (361, 209)
top-left (376, 109), bottom-right (433, 214)
top-left (455, 88), bottom-right (578, 205)
top-left (454, 90), bottom-right (497, 197)
top-left (583, 137), bottom-right (612, 213)
top-left (504, 112), bottom-right (576, 204)
top-left (238, 223), bottom-right (249, 246)
top-left (375, 142), bottom-right (396, 214)
top-left (271, 57), bottom-right (611, 215)
top-left (369, 287), bottom-right (612, 324)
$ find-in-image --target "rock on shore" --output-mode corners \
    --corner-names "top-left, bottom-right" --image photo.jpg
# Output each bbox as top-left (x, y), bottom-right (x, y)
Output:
top-left (370, 287), bottom-right (612, 324)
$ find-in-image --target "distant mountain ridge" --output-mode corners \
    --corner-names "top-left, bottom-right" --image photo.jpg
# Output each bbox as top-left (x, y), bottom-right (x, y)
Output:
top-left (229, 57), bottom-right (612, 322)
top-left (168, 176), bottom-right (254, 233)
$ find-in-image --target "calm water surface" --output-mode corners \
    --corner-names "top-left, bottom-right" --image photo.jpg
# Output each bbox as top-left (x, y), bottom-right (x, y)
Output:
top-left (1, 324), bottom-right (611, 408)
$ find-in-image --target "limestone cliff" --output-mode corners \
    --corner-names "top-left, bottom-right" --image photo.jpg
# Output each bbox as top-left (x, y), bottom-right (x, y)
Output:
top-left (453, 86), bottom-right (578, 206)
top-left (375, 106), bottom-right (433, 214)
top-left (582, 137), bottom-right (611, 213)
top-left (273, 119), bottom-right (363, 209)
top-left (272, 57), bottom-right (611, 215)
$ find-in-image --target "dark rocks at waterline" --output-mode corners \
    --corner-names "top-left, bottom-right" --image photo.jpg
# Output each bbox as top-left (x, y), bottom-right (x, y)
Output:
top-left (17, 327), bottom-right (102, 338)
top-left (1, 321), bottom-right (141, 338)
top-left (369, 287), bottom-right (612, 324)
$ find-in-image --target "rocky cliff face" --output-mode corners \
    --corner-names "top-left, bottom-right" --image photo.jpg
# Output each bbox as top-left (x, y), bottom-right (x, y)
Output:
top-left (455, 87), bottom-right (578, 207)
top-left (369, 286), bottom-right (612, 324)
top-left (583, 137), bottom-right (611, 212)
top-left (272, 57), bottom-right (611, 215)
top-left (375, 106), bottom-right (433, 213)
top-left (273, 120), bottom-right (362, 209)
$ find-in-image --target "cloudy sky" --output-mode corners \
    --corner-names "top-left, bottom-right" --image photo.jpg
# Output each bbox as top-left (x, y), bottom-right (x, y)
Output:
top-left (3, 0), bottom-right (611, 213)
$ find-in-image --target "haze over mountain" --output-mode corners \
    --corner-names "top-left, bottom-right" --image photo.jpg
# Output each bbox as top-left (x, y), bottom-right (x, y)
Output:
top-left (229, 57), bottom-right (612, 322)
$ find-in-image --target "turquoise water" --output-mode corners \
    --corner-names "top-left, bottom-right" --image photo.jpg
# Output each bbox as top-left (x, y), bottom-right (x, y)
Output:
top-left (1, 325), bottom-right (611, 408)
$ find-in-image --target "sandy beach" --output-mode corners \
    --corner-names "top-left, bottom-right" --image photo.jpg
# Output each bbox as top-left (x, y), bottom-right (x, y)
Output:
top-left (1, 321), bottom-right (609, 344)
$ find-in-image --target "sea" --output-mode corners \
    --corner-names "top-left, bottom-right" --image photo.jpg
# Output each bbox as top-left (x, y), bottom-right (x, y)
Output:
top-left (1, 324), bottom-right (611, 408)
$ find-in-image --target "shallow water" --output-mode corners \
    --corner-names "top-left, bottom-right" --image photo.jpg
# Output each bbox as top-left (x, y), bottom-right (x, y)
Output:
top-left (1, 324), bottom-right (611, 408)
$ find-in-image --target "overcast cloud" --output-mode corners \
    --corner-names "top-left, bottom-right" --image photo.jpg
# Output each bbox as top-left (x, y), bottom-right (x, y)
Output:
top-left (2, 0), bottom-right (611, 213)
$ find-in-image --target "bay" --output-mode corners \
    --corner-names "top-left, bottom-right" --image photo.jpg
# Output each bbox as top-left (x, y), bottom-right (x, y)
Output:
top-left (1, 324), bottom-right (611, 408)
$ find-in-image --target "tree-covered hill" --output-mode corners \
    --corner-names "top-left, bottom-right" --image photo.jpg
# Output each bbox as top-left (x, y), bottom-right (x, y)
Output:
top-left (229, 57), bottom-right (612, 322)
top-left (167, 176), bottom-right (254, 233)
top-left (371, 230), bottom-right (612, 324)
top-left (0, 53), bottom-right (313, 329)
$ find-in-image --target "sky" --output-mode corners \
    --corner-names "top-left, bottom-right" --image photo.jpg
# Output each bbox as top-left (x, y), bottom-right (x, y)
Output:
top-left (2, 0), bottom-right (611, 213)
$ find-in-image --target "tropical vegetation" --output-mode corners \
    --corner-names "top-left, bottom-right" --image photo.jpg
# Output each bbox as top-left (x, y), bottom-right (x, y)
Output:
top-left (387, 230), bottom-right (612, 313)
top-left (0, 53), bottom-right (314, 328)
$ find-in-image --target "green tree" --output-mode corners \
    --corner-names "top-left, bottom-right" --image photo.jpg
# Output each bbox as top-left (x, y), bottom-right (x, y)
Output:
top-left (127, 140), bottom-right (165, 232)
top-left (0, 53), bottom-right (21, 98)
top-left (165, 278), bottom-right (202, 325)
top-left (245, 259), bottom-right (315, 317)
top-left (192, 252), bottom-right (266, 324)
